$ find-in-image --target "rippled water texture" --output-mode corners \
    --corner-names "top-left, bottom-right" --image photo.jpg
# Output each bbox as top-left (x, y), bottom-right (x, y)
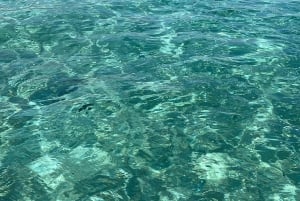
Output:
top-left (0, 0), bottom-right (300, 200)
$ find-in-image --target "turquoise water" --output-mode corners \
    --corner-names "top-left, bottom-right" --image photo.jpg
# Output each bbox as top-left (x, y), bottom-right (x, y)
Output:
top-left (0, 0), bottom-right (300, 200)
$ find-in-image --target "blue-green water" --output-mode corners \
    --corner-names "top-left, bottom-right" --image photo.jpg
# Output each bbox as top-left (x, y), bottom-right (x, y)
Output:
top-left (0, 0), bottom-right (300, 200)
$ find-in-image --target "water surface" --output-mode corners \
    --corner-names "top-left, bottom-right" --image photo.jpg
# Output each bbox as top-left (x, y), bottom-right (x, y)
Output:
top-left (0, 0), bottom-right (300, 200)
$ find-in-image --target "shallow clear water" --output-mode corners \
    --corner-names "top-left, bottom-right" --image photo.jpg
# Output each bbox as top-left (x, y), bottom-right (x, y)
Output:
top-left (0, 0), bottom-right (300, 200)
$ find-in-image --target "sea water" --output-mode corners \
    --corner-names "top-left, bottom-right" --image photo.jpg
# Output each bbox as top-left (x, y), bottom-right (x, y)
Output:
top-left (0, 0), bottom-right (299, 200)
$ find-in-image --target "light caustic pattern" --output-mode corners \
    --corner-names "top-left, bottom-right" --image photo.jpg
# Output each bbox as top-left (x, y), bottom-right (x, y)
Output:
top-left (0, 0), bottom-right (300, 200)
